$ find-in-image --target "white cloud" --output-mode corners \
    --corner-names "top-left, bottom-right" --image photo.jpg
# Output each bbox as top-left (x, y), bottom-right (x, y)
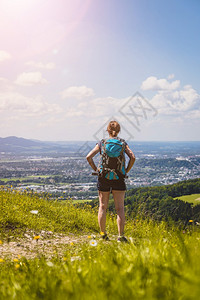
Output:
top-left (60, 85), bottom-right (95, 100)
top-left (65, 108), bottom-right (85, 117)
top-left (64, 96), bottom-right (124, 119)
top-left (38, 116), bottom-right (64, 128)
top-left (171, 85), bottom-right (200, 111)
top-left (0, 77), bottom-right (8, 85)
top-left (148, 80), bottom-right (200, 119)
top-left (140, 75), bottom-right (200, 127)
top-left (0, 50), bottom-right (11, 62)
top-left (26, 61), bottom-right (55, 70)
top-left (0, 77), bottom-right (14, 92)
top-left (89, 97), bottom-right (121, 117)
top-left (141, 76), bottom-right (180, 91)
top-left (0, 91), bottom-right (62, 117)
top-left (15, 72), bottom-right (48, 86)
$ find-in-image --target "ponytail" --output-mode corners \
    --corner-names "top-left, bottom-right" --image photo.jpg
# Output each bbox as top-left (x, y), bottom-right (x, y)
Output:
top-left (107, 121), bottom-right (120, 137)
top-left (112, 130), bottom-right (116, 137)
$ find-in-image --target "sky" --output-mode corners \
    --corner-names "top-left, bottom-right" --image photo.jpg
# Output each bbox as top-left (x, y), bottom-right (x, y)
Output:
top-left (0, 0), bottom-right (200, 141)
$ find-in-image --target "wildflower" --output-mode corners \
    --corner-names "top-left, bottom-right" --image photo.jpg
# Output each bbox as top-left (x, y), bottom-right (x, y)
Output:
top-left (0, 240), bottom-right (2, 245)
top-left (46, 261), bottom-right (54, 267)
top-left (30, 210), bottom-right (39, 214)
top-left (63, 257), bottom-right (67, 261)
top-left (100, 232), bottom-right (105, 236)
top-left (71, 256), bottom-right (81, 262)
top-left (87, 235), bottom-right (92, 239)
top-left (70, 242), bottom-right (74, 246)
top-left (13, 258), bottom-right (19, 262)
top-left (15, 264), bottom-right (20, 269)
top-left (189, 220), bottom-right (193, 223)
top-left (33, 235), bottom-right (40, 240)
top-left (89, 239), bottom-right (97, 247)
top-left (0, 258), bottom-right (4, 263)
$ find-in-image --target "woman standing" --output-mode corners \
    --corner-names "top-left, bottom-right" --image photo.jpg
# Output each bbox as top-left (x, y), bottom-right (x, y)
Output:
top-left (86, 121), bottom-right (135, 242)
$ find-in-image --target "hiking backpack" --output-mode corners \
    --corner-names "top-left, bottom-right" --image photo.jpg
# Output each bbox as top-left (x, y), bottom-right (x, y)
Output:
top-left (98, 137), bottom-right (126, 180)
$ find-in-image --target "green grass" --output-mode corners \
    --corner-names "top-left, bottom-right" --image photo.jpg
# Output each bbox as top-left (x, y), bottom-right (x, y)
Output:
top-left (0, 188), bottom-right (99, 237)
top-left (0, 175), bottom-right (52, 182)
top-left (72, 199), bottom-right (93, 204)
top-left (175, 193), bottom-right (200, 206)
top-left (0, 187), bottom-right (200, 299)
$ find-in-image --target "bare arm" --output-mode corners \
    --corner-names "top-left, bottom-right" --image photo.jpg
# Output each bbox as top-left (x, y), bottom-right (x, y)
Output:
top-left (125, 145), bottom-right (136, 173)
top-left (86, 144), bottom-right (100, 171)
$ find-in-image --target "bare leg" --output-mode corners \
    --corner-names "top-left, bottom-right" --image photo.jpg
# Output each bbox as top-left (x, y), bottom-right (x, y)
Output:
top-left (98, 191), bottom-right (110, 233)
top-left (112, 190), bottom-right (126, 236)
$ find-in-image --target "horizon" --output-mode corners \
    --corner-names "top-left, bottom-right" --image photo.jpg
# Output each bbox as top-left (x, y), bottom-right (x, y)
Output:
top-left (0, 0), bottom-right (200, 141)
top-left (1, 135), bottom-right (200, 144)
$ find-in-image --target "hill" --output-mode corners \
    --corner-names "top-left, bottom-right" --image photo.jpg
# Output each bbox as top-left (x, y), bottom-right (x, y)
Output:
top-left (1, 136), bottom-right (200, 157)
top-left (0, 136), bottom-right (49, 153)
top-left (175, 193), bottom-right (200, 205)
top-left (0, 187), bottom-right (200, 299)
top-left (125, 178), bottom-right (200, 223)
top-left (89, 178), bottom-right (200, 223)
top-left (0, 136), bottom-right (82, 154)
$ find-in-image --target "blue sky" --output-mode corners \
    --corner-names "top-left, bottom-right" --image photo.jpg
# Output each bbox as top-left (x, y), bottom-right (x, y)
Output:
top-left (0, 0), bottom-right (200, 141)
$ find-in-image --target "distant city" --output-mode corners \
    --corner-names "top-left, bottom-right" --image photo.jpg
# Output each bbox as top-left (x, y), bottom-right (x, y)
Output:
top-left (0, 137), bottom-right (200, 199)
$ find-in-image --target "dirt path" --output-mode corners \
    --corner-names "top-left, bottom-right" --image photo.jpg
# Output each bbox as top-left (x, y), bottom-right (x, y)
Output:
top-left (0, 230), bottom-right (93, 260)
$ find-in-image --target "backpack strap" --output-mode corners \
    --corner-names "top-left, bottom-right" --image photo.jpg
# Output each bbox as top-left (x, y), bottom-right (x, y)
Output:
top-left (98, 138), bottom-right (108, 155)
top-left (116, 139), bottom-right (126, 174)
top-left (98, 139), bottom-right (102, 154)
top-left (97, 139), bottom-right (106, 173)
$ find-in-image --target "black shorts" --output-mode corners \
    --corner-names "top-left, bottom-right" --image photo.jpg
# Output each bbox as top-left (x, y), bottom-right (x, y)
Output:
top-left (97, 175), bottom-right (126, 192)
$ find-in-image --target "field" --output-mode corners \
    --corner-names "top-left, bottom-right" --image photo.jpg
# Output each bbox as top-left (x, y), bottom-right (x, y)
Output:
top-left (1, 187), bottom-right (200, 299)
top-left (175, 193), bottom-right (200, 206)
top-left (0, 175), bottom-right (53, 182)
top-left (72, 199), bottom-right (93, 204)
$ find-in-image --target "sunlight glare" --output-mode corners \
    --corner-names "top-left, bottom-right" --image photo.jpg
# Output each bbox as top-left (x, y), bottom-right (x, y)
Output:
top-left (2, 0), bottom-right (37, 14)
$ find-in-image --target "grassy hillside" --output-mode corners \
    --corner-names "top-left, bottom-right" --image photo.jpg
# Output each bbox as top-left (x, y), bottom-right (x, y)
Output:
top-left (0, 188), bottom-right (99, 237)
top-left (175, 193), bottom-right (200, 205)
top-left (123, 178), bottom-right (200, 223)
top-left (1, 187), bottom-right (200, 299)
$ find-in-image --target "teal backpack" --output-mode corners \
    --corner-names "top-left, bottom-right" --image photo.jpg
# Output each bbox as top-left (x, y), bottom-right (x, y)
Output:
top-left (98, 138), bottom-right (126, 180)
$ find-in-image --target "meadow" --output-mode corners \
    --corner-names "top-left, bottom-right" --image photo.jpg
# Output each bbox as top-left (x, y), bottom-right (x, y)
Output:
top-left (1, 187), bottom-right (200, 299)
top-left (0, 175), bottom-right (51, 182)
top-left (176, 193), bottom-right (200, 206)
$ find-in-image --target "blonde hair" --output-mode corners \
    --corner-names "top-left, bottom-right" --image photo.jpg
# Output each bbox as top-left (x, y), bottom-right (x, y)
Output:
top-left (107, 120), bottom-right (120, 137)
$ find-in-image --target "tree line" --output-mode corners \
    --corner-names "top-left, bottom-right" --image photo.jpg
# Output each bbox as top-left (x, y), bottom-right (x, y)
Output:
top-left (90, 178), bottom-right (200, 224)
